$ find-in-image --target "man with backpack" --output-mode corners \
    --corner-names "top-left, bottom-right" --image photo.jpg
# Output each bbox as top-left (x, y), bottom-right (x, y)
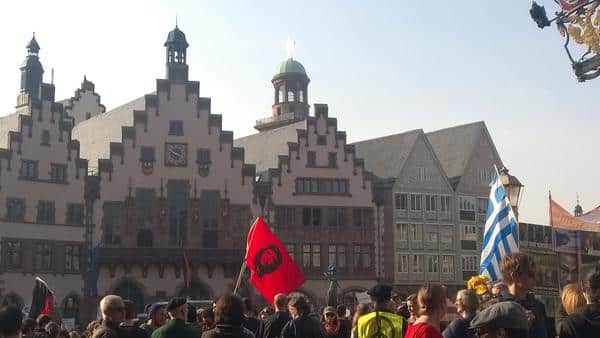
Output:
top-left (357, 284), bottom-right (406, 338)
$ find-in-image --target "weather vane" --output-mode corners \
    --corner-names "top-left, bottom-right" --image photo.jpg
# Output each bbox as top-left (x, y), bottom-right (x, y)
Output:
top-left (285, 37), bottom-right (296, 59)
top-left (530, 0), bottom-right (600, 81)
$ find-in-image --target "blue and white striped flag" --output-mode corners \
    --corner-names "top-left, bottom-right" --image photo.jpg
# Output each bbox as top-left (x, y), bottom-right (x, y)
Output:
top-left (479, 166), bottom-right (519, 281)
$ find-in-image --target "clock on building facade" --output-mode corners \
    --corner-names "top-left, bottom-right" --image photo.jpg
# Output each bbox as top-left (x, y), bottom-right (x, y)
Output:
top-left (165, 143), bottom-right (187, 167)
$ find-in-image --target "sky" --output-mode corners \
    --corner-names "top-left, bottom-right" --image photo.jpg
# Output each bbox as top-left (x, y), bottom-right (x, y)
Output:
top-left (0, 0), bottom-right (598, 224)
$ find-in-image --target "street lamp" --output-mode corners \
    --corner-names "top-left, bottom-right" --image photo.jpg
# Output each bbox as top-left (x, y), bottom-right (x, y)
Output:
top-left (499, 167), bottom-right (524, 217)
top-left (529, 1), bottom-right (600, 82)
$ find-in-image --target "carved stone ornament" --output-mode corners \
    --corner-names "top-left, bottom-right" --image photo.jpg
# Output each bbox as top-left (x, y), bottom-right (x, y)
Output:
top-left (141, 161), bottom-right (154, 175)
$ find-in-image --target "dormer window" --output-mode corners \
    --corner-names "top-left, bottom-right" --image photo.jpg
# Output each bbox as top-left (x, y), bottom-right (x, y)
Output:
top-left (197, 149), bottom-right (211, 177)
top-left (169, 120), bottom-right (184, 136)
top-left (140, 147), bottom-right (155, 175)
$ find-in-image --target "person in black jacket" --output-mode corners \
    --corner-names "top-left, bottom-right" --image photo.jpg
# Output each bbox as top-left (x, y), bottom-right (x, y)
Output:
top-left (201, 294), bottom-right (254, 338)
top-left (0, 305), bottom-right (23, 338)
top-left (120, 300), bottom-right (149, 338)
top-left (257, 294), bottom-right (291, 338)
top-left (281, 295), bottom-right (324, 338)
top-left (559, 266), bottom-right (600, 338)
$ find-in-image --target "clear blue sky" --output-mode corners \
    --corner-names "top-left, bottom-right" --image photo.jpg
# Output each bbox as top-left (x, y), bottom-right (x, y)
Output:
top-left (0, 0), bottom-right (598, 224)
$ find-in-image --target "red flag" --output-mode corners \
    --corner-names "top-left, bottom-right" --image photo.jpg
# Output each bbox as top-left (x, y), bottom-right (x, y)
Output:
top-left (183, 251), bottom-right (192, 289)
top-left (28, 277), bottom-right (53, 319)
top-left (245, 217), bottom-right (304, 303)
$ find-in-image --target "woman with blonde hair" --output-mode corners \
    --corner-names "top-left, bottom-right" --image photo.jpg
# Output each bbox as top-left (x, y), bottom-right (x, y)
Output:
top-left (405, 284), bottom-right (447, 338)
top-left (442, 289), bottom-right (478, 338)
top-left (556, 282), bottom-right (587, 335)
top-left (350, 303), bottom-right (370, 338)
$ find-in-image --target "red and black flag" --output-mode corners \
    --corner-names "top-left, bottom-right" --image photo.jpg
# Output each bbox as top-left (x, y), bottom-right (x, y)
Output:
top-left (245, 217), bottom-right (304, 303)
top-left (28, 277), bottom-right (53, 319)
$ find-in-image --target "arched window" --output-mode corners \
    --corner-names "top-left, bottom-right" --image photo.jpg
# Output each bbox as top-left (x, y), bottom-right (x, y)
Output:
top-left (278, 89), bottom-right (284, 103)
top-left (298, 90), bottom-right (304, 103)
top-left (287, 91), bottom-right (295, 102)
top-left (113, 279), bottom-right (145, 314)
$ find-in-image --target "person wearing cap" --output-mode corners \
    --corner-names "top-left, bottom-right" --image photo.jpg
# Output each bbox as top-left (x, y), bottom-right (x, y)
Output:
top-left (151, 298), bottom-right (197, 338)
top-left (92, 295), bottom-right (127, 338)
top-left (356, 284), bottom-right (405, 338)
top-left (470, 301), bottom-right (529, 338)
top-left (321, 306), bottom-right (349, 338)
top-left (140, 304), bottom-right (167, 335)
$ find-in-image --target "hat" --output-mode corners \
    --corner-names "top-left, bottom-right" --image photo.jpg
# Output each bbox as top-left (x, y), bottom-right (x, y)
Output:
top-left (146, 303), bottom-right (165, 316)
top-left (470, 302), bottom-right (528, 331)
top-left (166, 297), bottom-right (187, 312)
top-left (367, 284), bottom-right (393, 300)
top-left (323, 306), bottom-right (336, 315)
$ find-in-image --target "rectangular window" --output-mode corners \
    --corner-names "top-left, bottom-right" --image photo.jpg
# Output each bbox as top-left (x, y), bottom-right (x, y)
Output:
top-left (417, 167), bottom-right (427, 181)
top-left (411, 224), bottom-right (423, 241)
top-left (276, 207), bottom-right (296, 227)
top-left (397, 223), bottom-right (409, 241)
top-left (36, 201), bottom-right (55, 224)
top-left (440, 232), bottom-right (453, 247)
top-left (230, 205), bottom-right (252, 227)
top-left (296, 178), bottom-right (349, 195)
top-left (285, 243), bottom-right (296, 261)
top-left (6, 198), bottom-right (26, 221)
top-left (102, 201), bottom-right (124, 244)
top-left (328, 152), bottom-right (337, 168)
top-left (353, 245), bottom-right (371, 269)
top-left (410, 194), bottom-right (422, 211)
top-left (462, 255), bottom-right (479, 271)
top-left (64, 245), bottom-right (81, 272)
top-left (353, 208), bottom-right (373, 227)
top-left (395, 193), bottom-right (408, 210)
top-left (327, 208), bottom-right (346, 227)
top-left (427, 255), bottom-right (439, 273)
top-left (50, 164), bottom-right (67, 182)
top-left (398, 254), bottom-right (409, 273)
top-left (426, 231), bottom-right (439, 244)
top-left (411, 255), bottom-right (424, 273)
top-left (135, 188), bottom-right (156, 228)
top-left (307, 151), bottom-right (316, 167)
top-left (459, 196), bottom-right (476, 221)
top-left (328, 245), bottom-right (346, 268)
top-left (5, 241), bottom-right (23, 269)
top-left (66, 203), bottom-right (84, 225)
top-left (303, 243), bottom-right (321, 268)
top-left (20, 160), bottom-right (38, 179)
top-left (425, 195), bottom-right (437, 211)
top-left (169, 120), bottom-right (184, 136)
top-left (302, 207), bottom-right (321, 226)
top-left (197, 149), bottom-right (211, 164)
top-left (317, 135), bottom-right (327, 145)
top-left (441, 255), bottom-right (454, 274)
top-left (479, 169), bottom-right (489, 185)
top-left (477, 198), bottom-right (488, 214)
top-left (440, 196), bottom-right (451, 212)
top-left (462, 225), bottom-right (478, 241)
top-left (34, 243), bottom-right (52, 270)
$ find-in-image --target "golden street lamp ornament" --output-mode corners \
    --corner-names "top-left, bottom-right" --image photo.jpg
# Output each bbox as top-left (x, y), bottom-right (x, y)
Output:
top-left (530, 0), bottom-right (600, 81)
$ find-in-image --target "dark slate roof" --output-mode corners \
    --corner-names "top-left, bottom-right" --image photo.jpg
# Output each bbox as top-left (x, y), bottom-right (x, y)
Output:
top-left (352, 129), bottom-right (421, 178)
top-left (27, 35), bottom-right (40, 53)
top-left (164, 27), bottom-right (189, 49)
top-left (234, 120), bottom-right (306, 172)
top-left (0, 112), bottom-right (20, 149)
top-left (72, 95), bottom-right (146, 162)
top-left (426, 121), bottom-right (486, 181)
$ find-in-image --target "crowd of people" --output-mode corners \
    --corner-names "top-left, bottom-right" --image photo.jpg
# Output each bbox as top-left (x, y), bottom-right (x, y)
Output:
top-left (2, 253), bottom-right (600, 338)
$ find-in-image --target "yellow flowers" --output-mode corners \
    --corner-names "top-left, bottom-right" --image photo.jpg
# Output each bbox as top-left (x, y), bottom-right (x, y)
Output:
top-left (467, 275), bottom-right (490, 296)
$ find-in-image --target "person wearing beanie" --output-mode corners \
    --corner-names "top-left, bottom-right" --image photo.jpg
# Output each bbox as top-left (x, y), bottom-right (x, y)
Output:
top-left (140, 304), bottom-right (167, 335)
top-left (470, 302), bottom-right (529, 338)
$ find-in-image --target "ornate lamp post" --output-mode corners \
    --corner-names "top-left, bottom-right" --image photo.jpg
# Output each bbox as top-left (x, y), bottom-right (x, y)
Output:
top-left (530, 0), bottom-right (600, 81)
top-left (499, 167), bottom-right (524, 219)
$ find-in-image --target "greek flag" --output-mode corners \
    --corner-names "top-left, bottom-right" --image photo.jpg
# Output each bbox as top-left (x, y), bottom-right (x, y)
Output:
top-left (479, 167), bottom-right (519, 281)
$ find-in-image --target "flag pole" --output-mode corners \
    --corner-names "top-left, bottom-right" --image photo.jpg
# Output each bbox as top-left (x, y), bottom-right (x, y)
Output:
top-left (233, 261), bottom-right (247, 295)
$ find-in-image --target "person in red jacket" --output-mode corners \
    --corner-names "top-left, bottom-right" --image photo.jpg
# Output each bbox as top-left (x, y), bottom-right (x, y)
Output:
top-left (405, 284), bottom-right (447, 338)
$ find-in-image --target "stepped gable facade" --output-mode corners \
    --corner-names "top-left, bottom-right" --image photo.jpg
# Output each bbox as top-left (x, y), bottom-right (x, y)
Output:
top-left (0, 35), bottom-right (90, 321)
top-left (60, 76), bottom-right (106, 125)
top-left (236, 59), bottom-right (380, 305)
top-left (72, 26), bottom-right (258, 310)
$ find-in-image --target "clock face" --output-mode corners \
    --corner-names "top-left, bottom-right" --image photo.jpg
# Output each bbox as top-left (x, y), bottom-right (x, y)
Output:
top-left (165, 143), bottom-right (188, 167)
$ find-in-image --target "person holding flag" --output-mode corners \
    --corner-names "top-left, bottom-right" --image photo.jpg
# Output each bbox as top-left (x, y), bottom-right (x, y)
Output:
top-left (242, 216), bottom-right (305, 303)
top-left (479, 166), bottom-right (549, 337)
top-left (28, 277), bottom-right (53, 321)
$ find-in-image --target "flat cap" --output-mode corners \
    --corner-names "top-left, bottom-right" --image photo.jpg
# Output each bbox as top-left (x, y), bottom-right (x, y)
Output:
top-left (323, 306), bottom-right (336, 315)
top-left (147, 303), bottom-right (165, 316)
top-left (367, 284), bottom-right (393, 300)
top-left (470, 301), bottom-right (528, 330)
top-left (166, 297), bottom-right (187, 312)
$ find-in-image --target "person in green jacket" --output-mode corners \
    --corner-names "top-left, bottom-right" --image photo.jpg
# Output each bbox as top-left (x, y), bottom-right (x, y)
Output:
top-left (151, 298), bottom-right (198, 338)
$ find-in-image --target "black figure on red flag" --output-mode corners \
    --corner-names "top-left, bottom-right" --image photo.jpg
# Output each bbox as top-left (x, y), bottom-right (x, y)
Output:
top-left (28, 277), bottom-right (53, 319)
